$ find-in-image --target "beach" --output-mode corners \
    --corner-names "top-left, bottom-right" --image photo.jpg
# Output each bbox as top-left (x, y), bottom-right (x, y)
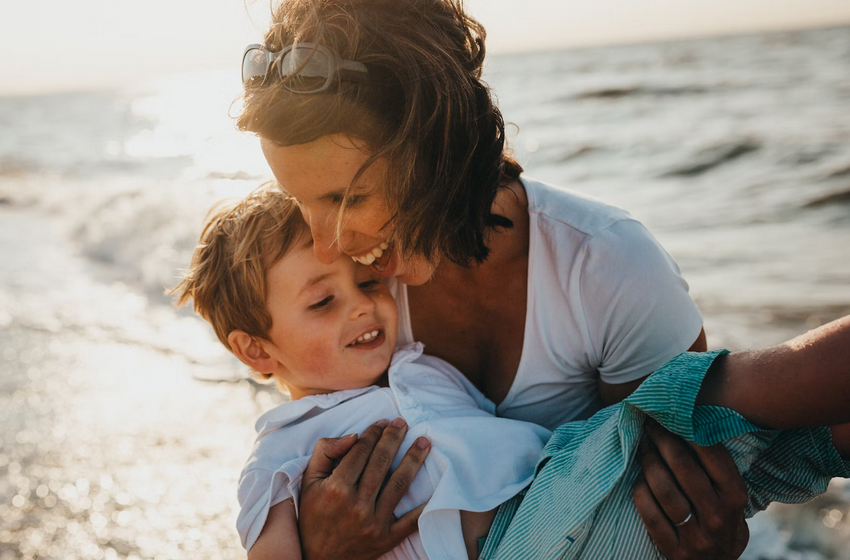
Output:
top-left (1, 25), bottom-right (849, 559)
top-left (0, 205), bottom-right (278, 558)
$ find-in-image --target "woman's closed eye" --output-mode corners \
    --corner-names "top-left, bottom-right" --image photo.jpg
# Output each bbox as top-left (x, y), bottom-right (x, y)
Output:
top-left (331, 194), bottom-right (364, 207)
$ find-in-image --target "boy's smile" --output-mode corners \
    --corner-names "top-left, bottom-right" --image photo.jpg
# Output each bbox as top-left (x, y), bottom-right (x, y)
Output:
top-left (258, 232), bottom-right (398, 399)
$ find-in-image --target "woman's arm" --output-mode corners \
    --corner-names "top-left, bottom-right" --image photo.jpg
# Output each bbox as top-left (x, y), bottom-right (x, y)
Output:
top-left (297, 419), bottom-right (431, 560)
top-left (697, 315), bottom-right (850, 438)
top-left (249, 499), bottom-right (302, 560)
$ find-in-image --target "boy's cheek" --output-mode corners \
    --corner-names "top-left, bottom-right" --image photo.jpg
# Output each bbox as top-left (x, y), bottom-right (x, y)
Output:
top-left (300, 339), bottom-right (339, 372)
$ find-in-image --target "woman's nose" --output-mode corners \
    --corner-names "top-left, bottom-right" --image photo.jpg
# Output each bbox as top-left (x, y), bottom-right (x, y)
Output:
top-left (303, 208), bottom-right (342, 264)
top-left (312, 231), bottom-right (342, 264)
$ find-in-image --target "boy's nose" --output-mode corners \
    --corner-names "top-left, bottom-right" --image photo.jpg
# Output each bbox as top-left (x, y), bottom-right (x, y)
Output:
top-left (350, 290), bottom-right (377, 319)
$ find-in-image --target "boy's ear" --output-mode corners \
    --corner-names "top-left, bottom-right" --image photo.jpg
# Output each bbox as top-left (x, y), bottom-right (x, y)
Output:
top-left (228, 330), bottom-right (278, 374)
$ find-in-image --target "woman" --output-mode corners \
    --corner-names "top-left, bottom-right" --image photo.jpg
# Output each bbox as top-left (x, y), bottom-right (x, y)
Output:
top-left (237, 0), bottom-right (749, 558)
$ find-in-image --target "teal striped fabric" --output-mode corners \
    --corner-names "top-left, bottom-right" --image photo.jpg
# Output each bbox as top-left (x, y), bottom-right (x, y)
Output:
top-left (481, 350), bottom-right (850, 560)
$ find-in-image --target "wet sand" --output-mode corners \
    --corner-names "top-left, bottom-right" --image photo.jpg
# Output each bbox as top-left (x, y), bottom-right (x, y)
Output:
top-left (0, 207), bottom-right (282, 559)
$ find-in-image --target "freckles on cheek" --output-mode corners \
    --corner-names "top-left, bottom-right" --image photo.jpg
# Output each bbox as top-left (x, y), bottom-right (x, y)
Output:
top-left (295, 335), bottom-right (338, 375)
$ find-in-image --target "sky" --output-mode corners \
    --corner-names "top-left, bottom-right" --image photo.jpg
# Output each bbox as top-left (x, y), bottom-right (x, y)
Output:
top-left (1, 0), bottom-right (849, 95)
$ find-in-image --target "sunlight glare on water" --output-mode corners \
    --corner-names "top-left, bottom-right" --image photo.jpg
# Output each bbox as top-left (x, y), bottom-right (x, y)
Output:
top-left (124, 71), bottom-right (269, 181)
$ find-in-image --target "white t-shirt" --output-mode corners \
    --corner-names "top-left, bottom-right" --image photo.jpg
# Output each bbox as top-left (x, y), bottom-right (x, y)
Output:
top-left (393, 177), bottom-right (704, 430)
top-left (236, 343), bottom-right (551, 560)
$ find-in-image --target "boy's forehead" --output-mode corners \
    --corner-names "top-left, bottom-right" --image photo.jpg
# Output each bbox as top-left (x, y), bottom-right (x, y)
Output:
top-left (271, 236), bottom-right (356, 293)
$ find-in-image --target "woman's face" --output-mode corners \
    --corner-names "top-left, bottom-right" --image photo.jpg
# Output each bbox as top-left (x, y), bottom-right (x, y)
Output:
top-left (261, 135), bottom-right (433, 285)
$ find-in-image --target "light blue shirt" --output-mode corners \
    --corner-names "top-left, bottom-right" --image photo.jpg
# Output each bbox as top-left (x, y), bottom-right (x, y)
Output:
top-left (236, 343), bottom-right (551, 559)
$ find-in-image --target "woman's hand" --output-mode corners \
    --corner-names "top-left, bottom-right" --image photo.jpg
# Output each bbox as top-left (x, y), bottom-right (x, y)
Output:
top-left (633, 420), bottom-right (750, 560)
top-left (298, 418), bottom-right (431, 560)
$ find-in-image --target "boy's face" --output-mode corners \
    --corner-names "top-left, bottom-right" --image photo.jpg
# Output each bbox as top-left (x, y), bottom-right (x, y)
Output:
top-left (262, 233), bottom-right (398, 399)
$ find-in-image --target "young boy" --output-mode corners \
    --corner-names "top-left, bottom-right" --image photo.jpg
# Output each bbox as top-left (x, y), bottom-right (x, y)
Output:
top-left (170, 184), bottom-right (551, 560)
top-left (172, 184), bottom-right (850, 560)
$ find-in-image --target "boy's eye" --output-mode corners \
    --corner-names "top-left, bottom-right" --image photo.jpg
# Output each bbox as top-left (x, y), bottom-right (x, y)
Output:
top-left (309, 296), bottom-right (333, 310)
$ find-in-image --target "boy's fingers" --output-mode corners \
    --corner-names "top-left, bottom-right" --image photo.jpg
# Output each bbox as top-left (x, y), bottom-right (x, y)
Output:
top-left (303, 433), bottom-right (359, 485)
top-left (358, 418), bottom-right (410, 501)
top-left (334, 420), bottom-right (390, 487)
top-left (377, 436), bottom-right (431, 520)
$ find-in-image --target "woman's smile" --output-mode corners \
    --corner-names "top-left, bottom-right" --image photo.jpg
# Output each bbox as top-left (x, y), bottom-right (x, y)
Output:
top-left (261, 136), bottom-right (435, 284)
top-left (350, 241), bottom-right (389, 266)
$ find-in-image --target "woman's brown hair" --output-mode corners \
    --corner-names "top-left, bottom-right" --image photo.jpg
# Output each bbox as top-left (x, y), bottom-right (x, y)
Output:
top-left (237, 0), bottom-right (522, 267)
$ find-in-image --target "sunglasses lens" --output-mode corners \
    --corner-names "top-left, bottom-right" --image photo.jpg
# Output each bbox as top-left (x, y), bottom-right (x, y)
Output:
top-left (242, 48), bottom-right (270, 85)
top-left (279, 46), bottom-right (332, 93)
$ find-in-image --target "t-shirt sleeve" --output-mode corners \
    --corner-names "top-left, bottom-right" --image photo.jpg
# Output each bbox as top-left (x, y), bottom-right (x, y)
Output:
top-left (579, 218), bottom-right (704, 384)
top-left (235, 457), bottom-right (311, 552)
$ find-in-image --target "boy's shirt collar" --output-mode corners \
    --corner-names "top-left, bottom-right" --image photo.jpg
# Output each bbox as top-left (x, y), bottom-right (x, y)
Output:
top-left (254, 343), bottom-right (425, 438)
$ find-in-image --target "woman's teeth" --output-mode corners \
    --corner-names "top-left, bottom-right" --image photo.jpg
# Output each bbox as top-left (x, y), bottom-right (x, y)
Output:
top-left (351, 242), bottom-right (390, 265)
top-left (354, 330), bottom-right (380, 344)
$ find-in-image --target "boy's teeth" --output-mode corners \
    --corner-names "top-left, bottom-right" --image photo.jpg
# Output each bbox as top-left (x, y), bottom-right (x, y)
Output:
top-left (355, 330), bottom-right (381, 344)
top-left (380, 242), bottom-right (389, 250)
top-left (371, 247), bottom-right (383, 258)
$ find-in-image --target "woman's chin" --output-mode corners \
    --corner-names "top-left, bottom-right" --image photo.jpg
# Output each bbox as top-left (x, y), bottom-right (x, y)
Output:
top-left (397, 268), bottom-right (433, 286)
top-left (373, 249), bottom-right (433, 285)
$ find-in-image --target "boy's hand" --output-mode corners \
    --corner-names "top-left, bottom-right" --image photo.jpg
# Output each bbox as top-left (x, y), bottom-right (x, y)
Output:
top-left (298, 419), bottom-right (431, 560)
top-left (633, 420), bottom-right (750, 560)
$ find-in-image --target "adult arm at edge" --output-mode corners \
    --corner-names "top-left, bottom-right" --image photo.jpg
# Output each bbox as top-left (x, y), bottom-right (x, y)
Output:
top-left (697, 315), bottom-right (850, 453)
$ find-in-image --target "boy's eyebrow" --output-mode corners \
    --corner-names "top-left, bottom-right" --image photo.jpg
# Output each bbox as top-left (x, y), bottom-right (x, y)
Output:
top-left (299, 273), bottom-right (334, 296)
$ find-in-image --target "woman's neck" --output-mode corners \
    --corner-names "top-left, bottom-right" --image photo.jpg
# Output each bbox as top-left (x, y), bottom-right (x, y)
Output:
top-left (405, 179), bottom-right (531, 403)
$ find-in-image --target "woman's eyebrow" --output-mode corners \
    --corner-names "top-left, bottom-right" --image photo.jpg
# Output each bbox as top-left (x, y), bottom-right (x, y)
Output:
top-left (317, 186), bottom-right (366, 201)
top-left (318, 189), bottom-right (345, 200)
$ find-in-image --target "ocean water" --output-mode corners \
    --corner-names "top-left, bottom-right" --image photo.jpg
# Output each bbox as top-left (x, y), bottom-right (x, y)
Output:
top-left (1, 25), bottom-right (849, 560)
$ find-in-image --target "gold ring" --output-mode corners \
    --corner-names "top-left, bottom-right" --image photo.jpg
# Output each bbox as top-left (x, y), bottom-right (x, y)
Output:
top-left (673, 512), bottom-right (693, 527)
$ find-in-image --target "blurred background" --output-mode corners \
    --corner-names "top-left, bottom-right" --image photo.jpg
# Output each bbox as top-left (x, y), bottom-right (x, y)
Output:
top-left (1, 1), bottom-right (849, 559)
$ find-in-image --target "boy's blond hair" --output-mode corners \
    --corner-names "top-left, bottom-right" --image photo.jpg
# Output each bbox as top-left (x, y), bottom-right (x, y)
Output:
top-left (170, 183), bottom-right (307, 374)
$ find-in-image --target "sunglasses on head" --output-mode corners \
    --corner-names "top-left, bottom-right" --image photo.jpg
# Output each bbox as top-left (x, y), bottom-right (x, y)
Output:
top-left (241, 43), bottom-right (369, 93)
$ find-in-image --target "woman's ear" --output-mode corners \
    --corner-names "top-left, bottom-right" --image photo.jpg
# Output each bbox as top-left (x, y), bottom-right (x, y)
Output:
top-left (228, 330), bottom-right (279, 374)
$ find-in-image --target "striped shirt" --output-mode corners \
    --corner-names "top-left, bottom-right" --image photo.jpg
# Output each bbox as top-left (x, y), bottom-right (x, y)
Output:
top-left (481, 350), bottom-right (850, 560)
